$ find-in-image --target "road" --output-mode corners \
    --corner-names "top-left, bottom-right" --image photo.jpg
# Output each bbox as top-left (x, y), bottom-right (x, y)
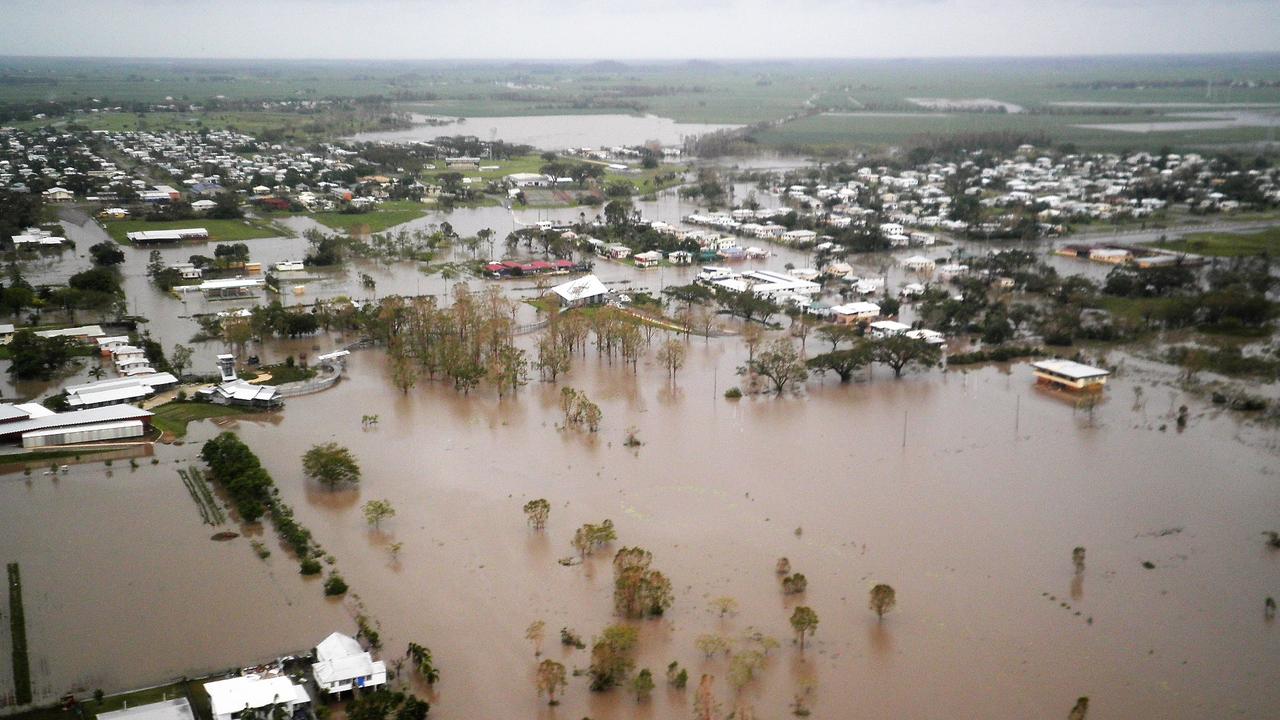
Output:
top-left (1066, 218), bottom-right (1279, 247)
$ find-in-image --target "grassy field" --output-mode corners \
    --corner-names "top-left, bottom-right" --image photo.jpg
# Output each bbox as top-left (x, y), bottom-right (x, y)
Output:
top-left (104, 217), bottom-right (289, 244)
top-left (1146, 227), bottom-right (1280, 256)
top-left (311, 199), bottom-right (428, 234)
top-left (150, 401), bottom-right (248, 437)
top-left (6, 679), bottom-right (213, 720)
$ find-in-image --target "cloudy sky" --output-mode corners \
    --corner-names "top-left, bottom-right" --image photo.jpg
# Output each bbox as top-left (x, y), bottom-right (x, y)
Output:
top-left (1, 0), bottom-right (1277, 59)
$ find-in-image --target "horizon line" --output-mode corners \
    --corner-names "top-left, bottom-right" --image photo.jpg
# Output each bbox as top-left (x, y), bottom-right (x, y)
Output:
top-left (2, 51), bottom-right (1279, 64)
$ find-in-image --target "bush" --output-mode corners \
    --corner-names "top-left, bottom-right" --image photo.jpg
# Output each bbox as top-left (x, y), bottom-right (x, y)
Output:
top-left (300, 557), bottom-right (323, 575)
top-left (323, 573), bottom-right (349, 596)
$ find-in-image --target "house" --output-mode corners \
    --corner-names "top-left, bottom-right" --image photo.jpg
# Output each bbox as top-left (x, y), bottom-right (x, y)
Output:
top-left (1031, 359), bottom-right (1110, 391)
top-left (204, 675), bottom-right (310, 720)
top-left (900, 255), bottom-right (935, 272)
top-left (191, 199), bottom-right (218, 213)
top-left (201, 379), bottom-right (282, 408)
top-left (550, 274), bottom-right (609, 309)
top-left (830, 302), bottom-right (881, 325)
top-left (312, 632), bottom-right (388, 696)
top-left (98, 699), bottom-right (194, 720)
top-left (869, 320), bottom-right (912, 338)
top-left (905, 329), bottom-right (946, 345)
top-left (42, 187), bottom-right (73, 202)
top-left (34, 325), bottom-right (105, 341)
top-left (668, 250), bottom-right (693, 265)
top-left (600, 243), bottom-right (632, 260)
top-left (633, 250), bottom-right (663, 268)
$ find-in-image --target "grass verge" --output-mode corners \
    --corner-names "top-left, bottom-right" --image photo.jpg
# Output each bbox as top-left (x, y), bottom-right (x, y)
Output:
top-left (150, 402), bottom-right (248, 438)
top-left (8, 562), bottom-right (31, 706)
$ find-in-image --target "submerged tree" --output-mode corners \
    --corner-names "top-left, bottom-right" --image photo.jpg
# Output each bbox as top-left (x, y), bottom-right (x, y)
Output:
top-left (361, 499), bottom-right (396, 529)
top-left (873, 334), bottom-right (942, 378)
top-left (589, 624), bottom-right (638, 691)
top-left (739, 338), bottom-right (808, 395)
top-left (405, 642), bottom-right (440, 684)
top-left (657, 338), bottom-right (686, 378)
top-left (869, 583), bottom-right (897, 621)
top-left (525, 620), bottom-right (546, 656)
top-left (523, 498), bottom-right (551, 530)
top-left (613, 546), bottom-right (674, 618)
top-left (571, 519), bottom-right (616, 558)
top-left (535, 658), bottom-right (567, 705)
top-left (631, 668), bottom-right (655, 702)
top-left (1072, 547), bottom-right (1087, 574)
top-left (302, 442), bottom-right (361, 489)
top-left (790, 606), bottom-right (819, 651)
top-left (1068, 696), bottom-right (1090, 720)
top-left (806, 343), bottom-right (873, 383)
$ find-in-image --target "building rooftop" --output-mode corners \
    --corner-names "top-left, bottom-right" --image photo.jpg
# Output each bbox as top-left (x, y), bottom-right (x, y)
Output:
top-left (98, 698), bottom-right (194, 720)
top-left (1032, 359), bottom-right (1110, 380)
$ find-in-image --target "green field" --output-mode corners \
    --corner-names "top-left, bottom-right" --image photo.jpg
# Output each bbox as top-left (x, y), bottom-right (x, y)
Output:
top-left (104, 218), bottom-right (290, 244)
top-left (150, 401), bottom-right (248, 437)
top-left (311, 199), bottom-right (428, 234)
top-left (1147, 227), bottom-right (1280, 256)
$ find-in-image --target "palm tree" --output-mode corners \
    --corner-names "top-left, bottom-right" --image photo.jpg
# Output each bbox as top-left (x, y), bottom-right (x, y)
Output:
top-left (88, 364), bottom-right (105, 381)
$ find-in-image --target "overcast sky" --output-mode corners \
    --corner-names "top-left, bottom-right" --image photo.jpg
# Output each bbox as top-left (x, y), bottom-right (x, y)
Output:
top-left (1, 0), bottom-right (1277, 59)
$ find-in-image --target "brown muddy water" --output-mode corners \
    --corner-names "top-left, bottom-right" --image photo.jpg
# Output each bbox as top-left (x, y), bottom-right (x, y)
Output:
top-left (2, 330), bottom-right (1278, 719)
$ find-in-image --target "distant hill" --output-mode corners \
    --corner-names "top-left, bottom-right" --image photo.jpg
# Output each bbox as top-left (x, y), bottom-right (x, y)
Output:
top-left (581, 60), bottom-right (629, 73)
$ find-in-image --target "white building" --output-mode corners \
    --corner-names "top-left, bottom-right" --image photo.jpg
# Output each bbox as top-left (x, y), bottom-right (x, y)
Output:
top-left (550, 274), bottom-right (609, 309)
top-left (204, 675), bottom-right (310, 720)
top-left (312, 632), bottom-right (388, 696)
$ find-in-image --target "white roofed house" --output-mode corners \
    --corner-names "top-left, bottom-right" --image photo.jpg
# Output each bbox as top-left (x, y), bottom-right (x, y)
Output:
top-left (1031, 359), bottom-right (1110, 391)
top-left (312, 631), bottom-right (388, 696)
top-left (830, 302), bottom-right (881, 325)
top-left (204, 674), bottom-right (310, 720)
top-left (550, 274), bottom-right (609, 309)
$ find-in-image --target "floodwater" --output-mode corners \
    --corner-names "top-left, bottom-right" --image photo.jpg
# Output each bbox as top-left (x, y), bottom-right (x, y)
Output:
top-left (2, 324), bottom-right (1278, 719)
top-left (1075, 111), bottom-right (1280, 133)
top-left (347, 114), bottom-right (742, 150)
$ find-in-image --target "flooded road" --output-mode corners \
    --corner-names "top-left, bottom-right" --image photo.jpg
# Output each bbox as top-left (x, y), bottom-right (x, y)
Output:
top-left (2, 330), bottom-right (1277, 719)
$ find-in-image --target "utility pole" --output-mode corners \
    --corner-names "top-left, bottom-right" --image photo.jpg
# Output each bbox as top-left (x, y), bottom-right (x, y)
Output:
top-left (1015, 394), bottom-right (1021, 439)
top-left (901, 408), bottom-right (907, 449)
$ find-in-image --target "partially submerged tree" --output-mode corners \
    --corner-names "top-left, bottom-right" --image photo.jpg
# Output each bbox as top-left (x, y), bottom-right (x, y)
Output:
top-left (535, 659), bottom-right (567, 705)
top-left (790, 606), bottom-right (819, 651)
top-left (781, 573), bottom-right (808, 595)
top-left (631, 668), bottom-right (655, 702)
top-left (806, 343), bottom-right (872, 383)
top-left (693, 674), bottom-right (720, 720)
top-left (739, 338), bottom-right (808, 395)
top-left (1072, 547), bottom-right (1087, 574)
top-left (405, 642), bottom-right (440, 684)
top-left (869, 583), bottom-right (897, 621)
top-left (589, 624), bottom-right (638, 691)
top-left (525, 620), bottom-right (546, 656)
top-left (613, 546), bottom-right (674, 618)
top-left (657, 338), bottom-right (686, 378)
top-left (571, 519), bottom-right (616, 558)
top-left (302, 442), bottom-right (361, 489)
top-left (710, 596), bottom-right (738, 618)
top-left (695, 633), bottom-right (731, 659)
top-left (1068, 696), bottom-right (1090, 720)
top-left (873, 334), bottom-right (942, 378)
top-left (361, 499), bottom-right (396, 529)
top-left (523, 498), bottom-right (551, 530)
